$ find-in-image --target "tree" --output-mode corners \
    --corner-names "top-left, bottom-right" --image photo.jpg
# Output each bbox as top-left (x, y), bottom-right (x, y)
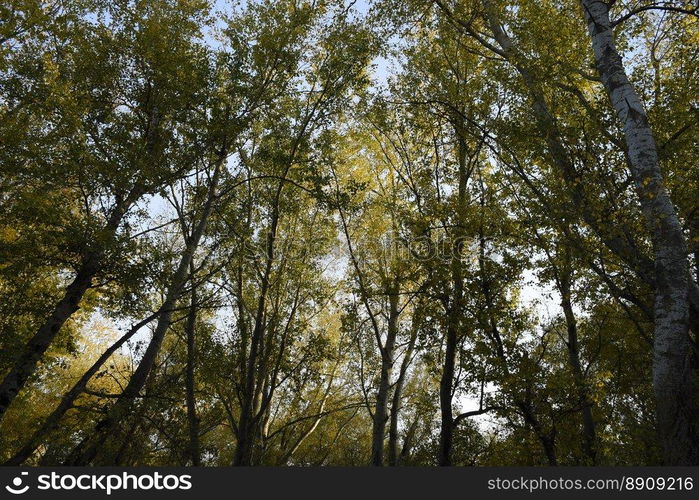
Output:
top-left (580, 0), bottom-right (697, 465)
top-left (2, 0), bottom-right (697, 467)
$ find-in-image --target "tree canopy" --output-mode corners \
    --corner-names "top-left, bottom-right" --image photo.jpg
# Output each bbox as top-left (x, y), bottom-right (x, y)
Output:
top-left (1, 0), bottom-right (698, 466)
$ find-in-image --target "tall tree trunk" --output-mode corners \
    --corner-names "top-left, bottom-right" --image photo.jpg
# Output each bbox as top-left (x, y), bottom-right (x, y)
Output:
top-left (580, 0), bottom-right (695, 465)
top-left (559, 266), bottom-right (597, 464)
top-left (233, 91), bottom-right (329, 465)
top-left (370, 288), bottom-right (399, 466)
top-left (185, 265), bottom-right (201, 466)
top-left (690, 220), bottom-right (699, 285)
top-left (480, 226), bottom-right (557, 465)
top-left (438, 117), bottom-right (469, 466)
top-left (388, 317), bottom-right (418, 466)
top-left (3, 310), bottom-right (160, 465)
top-left (278, 365), bottom-right (337, 465)
top-left (475, 0), bottom-right (695, 464)
top-left (112, 383), bottom-right (153, 466)
top-left (234, 188), bottom-right (281, 466)
top-left (0, 197), bottom-right (132, 423)
top-left (399, 417), bottom-right (419, 464)
top-left (64, 164), bottom-right (222, 465)
top-left (438, 320), bottom-right (458, 466)
top-left (516, 398), bottom-right (558, 466)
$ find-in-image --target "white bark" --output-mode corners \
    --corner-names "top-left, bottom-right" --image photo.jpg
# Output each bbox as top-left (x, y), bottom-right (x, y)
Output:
top-left (581, 0), bottom-right (695, 464)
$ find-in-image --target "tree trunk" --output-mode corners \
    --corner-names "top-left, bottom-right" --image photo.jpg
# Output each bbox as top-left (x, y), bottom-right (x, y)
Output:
top-left (399, 417), bottom-right (419, 464)
top-left (518, 400), bottom-right (558, 466)
top-left (234, 210), bottom-right (278, 466)
top-left (185, 266), bottom-right (201, 466)
top-left (64, 165), bottom-right (221, 465)
top-left (278, 366), bottom-right (337, 465)
top-left (438, 117), bottom-right (469, 466)
top-left (388, 317), bottom-right (418, 466)
top-left (0, 197), bottom-right (131, 423)
top-left (3, 311), bottom-right (160, 465)
top-left (370, 288), bottom-right (399, 466)
top-left (580, 0), bottom-right (695, 465)
top-left (438, 322), bottom-right (457, 466)
top-left (559, 268), bottom-right (598, 464)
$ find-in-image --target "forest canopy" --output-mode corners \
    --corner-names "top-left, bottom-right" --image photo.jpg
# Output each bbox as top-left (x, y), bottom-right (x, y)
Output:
top-left (0, 0), bottom-right (698, 466)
